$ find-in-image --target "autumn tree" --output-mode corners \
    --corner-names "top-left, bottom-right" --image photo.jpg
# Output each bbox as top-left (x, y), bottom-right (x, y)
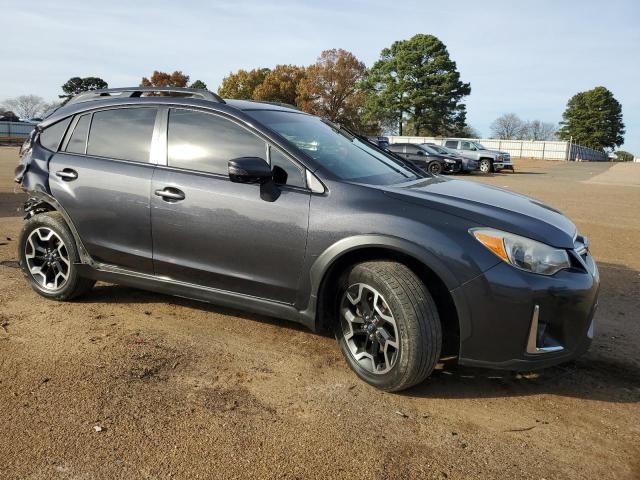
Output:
top-left (363, 34), bottom-right (471, 136)
top-left (558, 86), bottom-right (624, 150)
top-left (217, 68), bottom-right (270, 99)
top-left (141, 71), bottom-right (190, 89)
top-left (297, 49), bottom-right (367, 130)
top-left (60, 76), bottom-right (108, 99)
top-left (248, 65), bottom-right (305, 106)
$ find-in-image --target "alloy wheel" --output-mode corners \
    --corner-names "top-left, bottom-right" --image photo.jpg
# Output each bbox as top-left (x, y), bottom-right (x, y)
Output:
top-left (24, 227), bottom-right (71, 292)
top-left (340, 283), bottom-right (399, 374)
top-left (479, 159), bottom-right (491, 173)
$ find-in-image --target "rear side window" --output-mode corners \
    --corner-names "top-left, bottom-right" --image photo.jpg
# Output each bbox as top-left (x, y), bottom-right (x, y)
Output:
top-left (65, 114), bottom-right (91, 154)
top-left (444, 140), bottom-right (458, 149)
top-left (87, 108), bottom-right (157, 163)
top-left (39, 117), bottom-right (72, 151)
top-left (168, 109), bottom-right (266, 175)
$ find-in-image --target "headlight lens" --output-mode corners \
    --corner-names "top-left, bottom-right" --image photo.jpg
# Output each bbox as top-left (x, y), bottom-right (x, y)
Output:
top-left (445, 158), bottom-right (456, 164)
top-left (471, 228), bottom-right (570, 275)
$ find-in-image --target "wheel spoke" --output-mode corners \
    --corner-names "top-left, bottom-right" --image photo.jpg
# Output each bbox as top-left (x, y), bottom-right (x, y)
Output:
top-left (24, 227), bottom-right (71, 292)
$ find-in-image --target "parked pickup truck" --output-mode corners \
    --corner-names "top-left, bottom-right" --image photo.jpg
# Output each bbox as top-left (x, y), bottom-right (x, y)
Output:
top-left (443, 139), bottom-right (514, 173)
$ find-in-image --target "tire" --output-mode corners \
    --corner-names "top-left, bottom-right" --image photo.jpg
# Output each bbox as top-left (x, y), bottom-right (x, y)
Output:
top-left (478, 158), bottom-right (491, 174)
top-left (427, 162), bottom-right (443, 175)
top-left (19, 212), bottom-right (95, 300)
top-left (335, 261), bottom-right (442, 392)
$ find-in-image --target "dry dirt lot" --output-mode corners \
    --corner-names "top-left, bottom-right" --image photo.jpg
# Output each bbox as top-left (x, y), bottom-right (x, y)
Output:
top-left (0, 147), bottom-right (639, 479)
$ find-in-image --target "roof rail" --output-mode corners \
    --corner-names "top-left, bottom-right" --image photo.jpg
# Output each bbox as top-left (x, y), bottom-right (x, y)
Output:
top-left (65, 87), bottom-right (226, 106)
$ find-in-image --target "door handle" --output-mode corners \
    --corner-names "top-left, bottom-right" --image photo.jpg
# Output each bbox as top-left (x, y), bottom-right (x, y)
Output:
top-left (55, 168), bottom-right (78, 181)
top-left (154, 187), bottom-right (185, 202)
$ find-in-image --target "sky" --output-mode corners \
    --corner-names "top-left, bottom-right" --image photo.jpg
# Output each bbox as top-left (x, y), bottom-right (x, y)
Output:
top-left (2, 0), bottom-right (639, 153)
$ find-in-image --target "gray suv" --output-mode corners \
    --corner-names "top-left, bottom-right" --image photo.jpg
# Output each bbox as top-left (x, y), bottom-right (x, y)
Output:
top-left (444, 139), bottom-right (514, 173)
top-left (15, 87), bottom-right (598, 391)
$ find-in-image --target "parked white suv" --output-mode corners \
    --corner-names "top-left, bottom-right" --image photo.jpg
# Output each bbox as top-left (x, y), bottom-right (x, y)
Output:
top-left (443, 139), bottom-right (514, 173)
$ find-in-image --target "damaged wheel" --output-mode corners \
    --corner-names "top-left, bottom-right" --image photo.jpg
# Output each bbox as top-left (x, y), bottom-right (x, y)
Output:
top-left (19, 212), bottom-right (95, 300)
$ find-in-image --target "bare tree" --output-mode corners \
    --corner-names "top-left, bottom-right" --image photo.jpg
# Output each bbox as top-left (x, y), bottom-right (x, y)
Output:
top-left (490, 113), bottom-right (523, 139)
top-left (519, 120), bottom-right (557, 141)
top-left (1, 95), bottom-right (48, 120)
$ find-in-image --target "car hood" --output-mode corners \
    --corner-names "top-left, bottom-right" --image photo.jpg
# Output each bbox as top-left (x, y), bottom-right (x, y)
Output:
top-left (382, 177), bottom-right (577, 248)
top-left (478, 149), bottom-right (508, 156)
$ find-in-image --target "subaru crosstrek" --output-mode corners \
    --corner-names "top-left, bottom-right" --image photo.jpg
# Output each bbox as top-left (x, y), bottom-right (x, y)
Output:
top-left (14, 87), bottom-right (599, 391)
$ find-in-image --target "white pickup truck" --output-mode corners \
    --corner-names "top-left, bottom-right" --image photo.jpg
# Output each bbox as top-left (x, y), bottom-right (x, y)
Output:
top-left (442, 139), bottom-right (514, 173)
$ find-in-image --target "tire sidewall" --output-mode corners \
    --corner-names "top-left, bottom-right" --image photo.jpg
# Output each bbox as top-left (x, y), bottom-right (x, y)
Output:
top-left (19, 213), bottom-right (82, 300)
top-left (479, 159), bottom-right (491, 174)
top-left (335, 265), bottom-right (419, 390)
top-left (428, 162), bottom-right (443, 175)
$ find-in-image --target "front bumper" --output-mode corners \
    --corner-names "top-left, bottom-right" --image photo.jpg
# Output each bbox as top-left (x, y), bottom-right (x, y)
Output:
top-left (494, 161), bottom-right (514, 171)
top-left (443, 161), bottom-right (462, 173)
top-left (452, 251), bottom-right (599, 370)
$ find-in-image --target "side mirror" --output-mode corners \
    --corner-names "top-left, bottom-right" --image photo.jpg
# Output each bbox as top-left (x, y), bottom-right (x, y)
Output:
top-left (228, 157), bottom-right (272, 184)
top-left (416, 150), bottom-right (425, 156)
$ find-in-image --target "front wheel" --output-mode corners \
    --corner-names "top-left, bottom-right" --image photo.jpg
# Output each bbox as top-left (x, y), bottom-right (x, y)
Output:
top-left (336, 261), bottom-right (442, 392)
top-left (427, 161), bottom-right (443, 175)
top-left (19, 212), bottom-right (95, 300)
top-left (478, 158), bottom-right (491, 174)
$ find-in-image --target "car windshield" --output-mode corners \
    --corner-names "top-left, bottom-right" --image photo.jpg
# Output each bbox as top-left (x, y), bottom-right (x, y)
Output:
top-left (426, 144), bottom-right (447, 154)
top-left (473, 142), bottom-right (487, 150)
top-left (418, 144), bottom-right (438, 155)
top-left (246, 110), bottom-right (418, 185)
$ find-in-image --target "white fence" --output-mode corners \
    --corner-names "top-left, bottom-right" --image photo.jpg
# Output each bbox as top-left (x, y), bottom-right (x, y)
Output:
top-left (387, 136), bottom-right (609, 162)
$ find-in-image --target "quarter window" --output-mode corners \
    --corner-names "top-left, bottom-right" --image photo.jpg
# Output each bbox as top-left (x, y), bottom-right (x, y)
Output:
top-left (65, 114), bottom-right (91, 154)
top-left (40, 117), bottom-right (72, 152)
top-left (87, 108), bottom-right (157, 163)
top-left (168, 109), bottom-right (266, 175)
top-left (270, 147), bottom-right (306, 188)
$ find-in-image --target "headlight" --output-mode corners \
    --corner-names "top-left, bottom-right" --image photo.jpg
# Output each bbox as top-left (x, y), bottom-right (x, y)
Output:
top-left (470, 228), bottom-right (570, 275)
top-left (444, 158), bottom-right (457, 164)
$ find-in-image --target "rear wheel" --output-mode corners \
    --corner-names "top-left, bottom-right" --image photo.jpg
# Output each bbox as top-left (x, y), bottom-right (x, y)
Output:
top-left (335, 261), bottom-right (442, 392)
top-left (478, 158), bottom-right (491, 174)
top-left (19, 212), bottom-right (95, 300)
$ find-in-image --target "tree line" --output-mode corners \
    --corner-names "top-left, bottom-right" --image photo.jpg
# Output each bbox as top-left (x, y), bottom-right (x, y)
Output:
top-left (0, 34), bottom-right (628, 157)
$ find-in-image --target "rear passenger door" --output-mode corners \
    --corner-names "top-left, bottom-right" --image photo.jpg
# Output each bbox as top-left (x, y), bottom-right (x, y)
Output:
top-left (48, 107), bottom-right (159, 273)
top-left (150, 108), bottom-right (310, 304)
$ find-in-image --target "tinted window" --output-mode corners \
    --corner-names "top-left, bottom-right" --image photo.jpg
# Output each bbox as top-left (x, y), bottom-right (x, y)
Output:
top-left (405, 145), bottom-right (421, 154)
top-left (168, 109), bottom-right (266, 175)
top-left (65, 114), bottom-right (91, 154)
top-left (270, 147), bottom-right (305, 188)
top-left (87, 108), bottom-right (156, 162)
top-left (387, 145), bottom-right (404, 153)
top-left (40, 117), bottom-right (72, 151)
top-left (444, 140), bottom-right (458, 149)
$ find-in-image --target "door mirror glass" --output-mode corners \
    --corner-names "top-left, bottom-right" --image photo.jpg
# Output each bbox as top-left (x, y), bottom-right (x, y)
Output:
top-left (416, 150), bottom-right (424, 156)
top-left (228, 157), bottom-right (272, 184)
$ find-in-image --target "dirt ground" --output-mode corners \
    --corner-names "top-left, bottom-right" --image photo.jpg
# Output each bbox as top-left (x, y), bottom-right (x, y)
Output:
top-left (0, 147), bottom-right (638, 479)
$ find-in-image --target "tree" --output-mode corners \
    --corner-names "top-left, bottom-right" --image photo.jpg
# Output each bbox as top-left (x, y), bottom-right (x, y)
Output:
top-left (362, 34), bottom-right (471, 136)
top-left (519, 120), bottom-right (557, 141)
top-left (297, 49), bottom-right (367, 130)
top-left (60, 77), bottom-right (108, 99)
top-left (254, 65), bottom-right (306, 106)
top-left (217, 68), bottom-right (270, 99)
top-left (490, 113), bottom-right (524, 139)
top-left (0, 108), bottom-right (19, 122)
top-left (141, 70), bottom-right (190, 89)
top-left (190, 80), bottom-right (208, 90)
top-left (558, 86), bottom-right (624, 150)
top-left (614, 150), bottom-right (634, 162)
top-left (1, 95), bottom-right (48, 119)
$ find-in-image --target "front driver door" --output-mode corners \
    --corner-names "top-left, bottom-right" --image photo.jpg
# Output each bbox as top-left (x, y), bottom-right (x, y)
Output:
top-left (151, 108), bottom-right (310, 304)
